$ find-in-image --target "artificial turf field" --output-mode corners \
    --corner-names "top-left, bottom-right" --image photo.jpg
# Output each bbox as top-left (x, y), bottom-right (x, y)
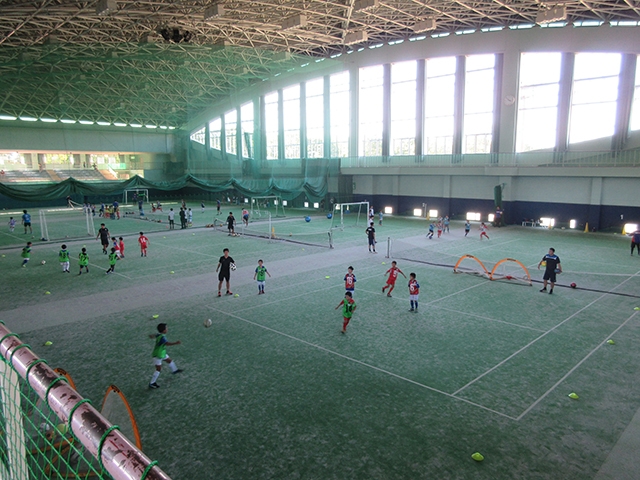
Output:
top-left (1, 205), bottom-right (640, 480)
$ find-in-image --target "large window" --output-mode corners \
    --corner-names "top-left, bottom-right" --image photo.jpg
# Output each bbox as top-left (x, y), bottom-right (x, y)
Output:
top-left (516, 52), bottom-right (562, 152)
top-left (330, 71), bottom-right (350, 157)
top-left (463, 54), bottom-right (495, 154)
top-left (224, 109), bottom-right (237, 155)
top-left (390, 61), bottom-right (417, 155)
top-left (209, 118), bottom-right (221, 150)
top-left (359, 65), bottom-right (384, 156)
top-left (190, 127), bottom-right (205, 145)
top-left (240, 102), bottom-right (254, 158)
top-left (569, 53), bottom-right (621, 144)
top-left (425, 57), bottom-right (456, 154)
top-left (283, 84), bottom-right (300, 158)
top-left (306, 78), bottom-right (324, 158)
top-left (632, 59), bottom-right (640, 131)
top-left (264, 92), bottom-right (279, 160)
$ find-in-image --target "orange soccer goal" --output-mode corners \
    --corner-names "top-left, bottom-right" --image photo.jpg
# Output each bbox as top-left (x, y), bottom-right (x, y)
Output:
top-left (489, 258), bottom-right (532, 286)
top-left (453, 254), bottom-right (490, 278)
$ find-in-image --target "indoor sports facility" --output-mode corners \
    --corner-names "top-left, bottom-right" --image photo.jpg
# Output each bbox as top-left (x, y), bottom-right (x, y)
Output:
top-left (1, 2), bottom-right (640, 479)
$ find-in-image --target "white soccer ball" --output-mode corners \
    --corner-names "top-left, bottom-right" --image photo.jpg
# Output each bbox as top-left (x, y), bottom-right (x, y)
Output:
top-left (204, 318), bottom-right (212, 328)
top-left (230, 263), bottom-right (237, 271)
top-left (41, 260), bottom-right (46, 265)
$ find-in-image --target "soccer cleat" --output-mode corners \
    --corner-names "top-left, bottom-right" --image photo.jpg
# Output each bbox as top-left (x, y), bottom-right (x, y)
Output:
top-left (539, 288), bottom-right (547, 292)
top-left (217, 292), bottom-right (221, 297)
top-left (382, 287), bottom-right (385, 293)
top-left (340, 330), bottom-right (346, 334)
top-left (148, 383), bottom-right (159, 389)
top-left (172, 369), bottom-right (183, 374)
top-left (409, 308), bottom-right (414, 312)
top-left (549, 290), bottom-right (553, 294)
top-left (387, 293), bottom-right (392, 297)
top-left (226, 291), bottom-right (233, 295)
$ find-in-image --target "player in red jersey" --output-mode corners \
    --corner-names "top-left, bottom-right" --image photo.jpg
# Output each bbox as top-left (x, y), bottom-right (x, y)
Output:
top-left (344, 266), bottom-right (356, 294)
top-left (408, 273), bottom-right (420, 312)
top-left (138, 232), bottom-right (149, 257)
top-left (382, 261), bottom-right (406, 297)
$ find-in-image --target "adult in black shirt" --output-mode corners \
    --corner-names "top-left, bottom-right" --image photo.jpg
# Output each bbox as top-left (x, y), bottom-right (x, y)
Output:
top-left (96, 223), bottom-right (110, 254)
top-left (537, 248), bottom-right (562, 294)
top-left (179, 208), bottom-right (187, 229)
top-left (216, 248), bottom-right (235, 297)
top-left (226, 212), bottom-right (235, 236)
top-left (365, 222), bottom-right (377, 253)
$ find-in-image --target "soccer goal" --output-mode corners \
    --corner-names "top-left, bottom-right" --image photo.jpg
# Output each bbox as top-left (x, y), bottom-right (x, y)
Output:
top-left (330, 201), bottom-right (369, 231)
top-left (250, 195), bottom-right (285, 219)
top-left (123, 188), bottom-right (149, 204)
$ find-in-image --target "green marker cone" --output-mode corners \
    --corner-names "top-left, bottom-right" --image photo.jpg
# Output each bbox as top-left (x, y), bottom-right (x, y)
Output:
top-left (568, 392), bottom-right (579, 400)
top-left (471, 452), bottom-right (484, 462)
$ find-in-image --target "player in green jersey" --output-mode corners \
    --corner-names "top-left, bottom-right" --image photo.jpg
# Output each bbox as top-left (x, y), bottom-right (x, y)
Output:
top-left (335, 291), bottom-right (357, 334)
top-left (78, 247), bottom-right (89, 275)
top-left (253, 259), bottom-right (271, 294)
top-left (59, 244), bottom-right (70, 273)
top-left (21, 241), bottom-right (32, 267)
top-left (105, 247), bottom-right (118, 274)
top-left (149, 323), bottom-right (182, 389)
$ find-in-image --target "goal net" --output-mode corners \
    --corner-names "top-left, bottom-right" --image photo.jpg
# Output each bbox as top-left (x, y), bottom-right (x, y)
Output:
top-left (123, 188), bottom-right (149, 204)
top-left (250, 195), bottom-right (285, 219)
top-left (38, 208), bottom-right (96, 241)
top-left (330, 202), bottom-right (369, 230)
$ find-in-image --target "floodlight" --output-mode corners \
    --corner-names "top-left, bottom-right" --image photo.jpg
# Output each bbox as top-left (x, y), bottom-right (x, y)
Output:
top-left (569, 219), bottom-right (577, 229)
top-left (314, 203), bottom-right (320, 208)
top-left (19, 116), bottom-right (38, 122)
top-left (0, 115), bottom-right (17, 121)
top-left (413, 208), bottom-right (422, 217)
top-left (540, 217), bottom-right (555, 227)
top-left (624, 223), bottom-right (638, 234)
top-left (304, 202), bottom-right (309, 208)
top-left (96, 0), bottom-right (118, 15)
top-left (488, 214), bottom-right (495, 222)
top-left (384, 206), bottom-right (393, 214)
top-left (204, 4), bottom-right (224, 20)
top-left (244, 198), bottom-right (249, 203)
top-left (413, 18), bottom-right (436, 33)
top-left (466, 212), bottom-right (481, 221)
top-left (344, 31), bottom-right (368, 45)
top-left (428, 209), bottom-right (438, 219)
top-left (282, 200), bottom-right (288, 206)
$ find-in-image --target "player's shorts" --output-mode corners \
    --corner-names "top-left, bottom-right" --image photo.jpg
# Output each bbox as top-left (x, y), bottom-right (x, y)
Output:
top-left (257, 280), bottom-right (265, 287)
top-left (346, 288), bottom-right (354, 293)
top-left (386, 279), bottom-right (396, 286)
top-left (243, 215), bottom-right (249, 220)
top-left (227, 225), bottom-right (234, 231)
top-left (542, 270), bottom-right (557, 283)
top-left (218, 271), bottom-right (230, 281)
top-left (368, 238), bottom-right (375, 246)
top-left (153, 354), bottom-right (169, 366)
top-left (409, 294), bottom-right (419, 301)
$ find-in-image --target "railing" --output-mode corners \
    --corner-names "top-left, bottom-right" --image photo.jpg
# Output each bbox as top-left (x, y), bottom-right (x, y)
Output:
top-left (340, 150), bottom-right (640, 168)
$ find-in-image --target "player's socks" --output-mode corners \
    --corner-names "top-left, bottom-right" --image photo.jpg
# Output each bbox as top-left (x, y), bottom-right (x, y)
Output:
top-left (168, 361), bottom-right (178, 373)
top-left (150, 371), bottom-right (160, 384)
top-left (549, 289), bottom-right (553, 294)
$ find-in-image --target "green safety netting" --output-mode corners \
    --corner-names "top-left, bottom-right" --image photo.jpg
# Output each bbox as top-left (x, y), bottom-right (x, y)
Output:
top-left (0, 173), bottom-right (327, 203)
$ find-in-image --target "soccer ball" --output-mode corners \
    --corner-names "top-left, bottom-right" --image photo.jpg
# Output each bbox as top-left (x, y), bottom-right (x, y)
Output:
top-left (305, 216), bottom-right (311, 222)
top-left (204, 319), bottom-right (212, 328)
top-left (327, 213), bottom-right (333, 219)
top-left (41, 260), bottom-right (46, 265)
top-left (570, 282), bottom-right (577, 288)
top-left (230, 263), bottom-right (237, 271)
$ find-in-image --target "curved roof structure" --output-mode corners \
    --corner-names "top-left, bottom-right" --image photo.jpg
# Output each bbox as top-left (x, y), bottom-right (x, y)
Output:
top-left (1, 0), bottom-right (639, 127)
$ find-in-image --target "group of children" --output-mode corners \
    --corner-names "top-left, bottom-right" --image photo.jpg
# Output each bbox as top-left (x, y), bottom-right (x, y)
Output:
top-left (336, 261), bottom-right (420, 334)
top-left (428, 218), bottom-right (490, 240)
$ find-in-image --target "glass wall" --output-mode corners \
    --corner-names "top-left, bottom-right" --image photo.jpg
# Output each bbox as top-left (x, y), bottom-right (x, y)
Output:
top-left (569, 53), bottom-right (621, 144)
top-left (306, 78), bottom-right (324, 158)
top-left (240, 102), bottom-right (254, 158)
top-left (190, 127), bottom-right (205, 145)
top-left (209, 118), bottom-right (221, 150)
top-left (330, 71), bottom-right (350, 158)
top-left (628, 57), bottom-right (640, 131)
top-left (463, 54), bottom-right (495, 154)
top-left (359, 65), bottom-right (384, 156)
top-left (424, 57), bottom-right (456, 154)
top-left (390, 61), bottom-right (417, 155)
top-left (264, 92), bottom-right (279, 160)
top-left (224, 109), bottom-right (237, 155)
top-left (283, 85), bottom-right (301, 159)
top-left (516, 52), bottom-right (562, 152)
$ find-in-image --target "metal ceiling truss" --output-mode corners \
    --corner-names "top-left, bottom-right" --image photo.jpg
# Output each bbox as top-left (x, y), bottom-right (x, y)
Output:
top-left (0, 0), bottom-right (639, 128)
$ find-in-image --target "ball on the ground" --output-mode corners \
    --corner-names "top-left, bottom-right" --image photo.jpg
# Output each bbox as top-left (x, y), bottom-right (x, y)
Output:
top-left (305, 216), bottom-right (311, 222)
top-left (204, 318), bottom-right (212, 328)
top-left (234, 293), bottom-right (239, 297)
top-left (325, 275), bottom-right (330, 279)
top-left (44, 291), bottom-right (50, 295)
top-left (230, 263), bottom-right (237, 271)
top-left (170, 271), bottom-right (174, 274)
top-left (327, 213), bottom-right (333, 219)
top-left (570, 282), bottom-right (576, 288)
top-left (41, 260), bottom-right (46, 265)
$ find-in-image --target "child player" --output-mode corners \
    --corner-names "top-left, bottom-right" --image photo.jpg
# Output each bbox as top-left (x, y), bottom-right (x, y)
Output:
top-left (21, 241), bottom-right (32, 267)
top-left (8, 216), bottom-right (15, 232)
top-left (464, 221), bottom-right (471, 237)
top-left (344, 266), bottom-right (356, 294)
top-left (427, 223), bottom-right (435, 239)
top-left (148, 323), bottom-right (182, 389)
top-left (118, 237), bottom-right (125, 258)
top-left (138, 232), bottom-right (149, 257)
top-left (479, 222), bottom-right (490, 240)
top-left (253, 259), bottom-right (271, 294)
top-left (382, 260), bottom-right (406, 297)
top-left (335, 291), bottom-right (356, 334)
top-left (111, 237), bottom-right (122, 258)
top-left (59, 244), bottom-right (70, 273)
top-left (78, 247), bottom-right (89, 275)
top-left (408, 273), bottom-right (420, 312)
top-left (106, 247), bottom-right (118, 274)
